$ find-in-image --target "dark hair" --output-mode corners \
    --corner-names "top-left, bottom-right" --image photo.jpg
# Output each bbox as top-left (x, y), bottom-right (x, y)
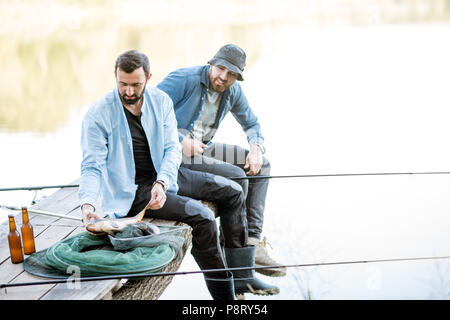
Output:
top-left (115, 50), bottom-right (150, 78)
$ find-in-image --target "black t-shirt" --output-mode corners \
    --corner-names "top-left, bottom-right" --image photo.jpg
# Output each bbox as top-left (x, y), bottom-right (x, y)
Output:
top-left (123, 106), bottom-right (157, 186)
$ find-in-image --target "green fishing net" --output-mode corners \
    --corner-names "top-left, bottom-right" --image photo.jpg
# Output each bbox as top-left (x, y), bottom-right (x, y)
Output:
top-left (23, 223), bottom-right (188, 279)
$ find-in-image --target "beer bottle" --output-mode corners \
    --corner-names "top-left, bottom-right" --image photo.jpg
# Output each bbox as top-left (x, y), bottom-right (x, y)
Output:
top-left (21, 207), bottom-right (36, 255)
top-left (7, 215), bottom-right (24, 264)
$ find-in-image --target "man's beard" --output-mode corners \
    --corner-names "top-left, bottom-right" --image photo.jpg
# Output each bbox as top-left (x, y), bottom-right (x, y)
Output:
top-left (209, 76), bottom-right (230, 93)
top-left (121, 92), bottom-right (143, 105)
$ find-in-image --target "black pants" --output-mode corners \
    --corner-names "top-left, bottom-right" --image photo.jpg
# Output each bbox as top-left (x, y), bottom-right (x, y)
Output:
top-left (181, 142), bottom-right (270, 239)
top-left (127, 166), bottom-right (248, 274)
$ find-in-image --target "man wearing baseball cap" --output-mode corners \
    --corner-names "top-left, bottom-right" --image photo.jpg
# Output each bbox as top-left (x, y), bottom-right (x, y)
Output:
top-left (157, 44), bottom-right (285, 296)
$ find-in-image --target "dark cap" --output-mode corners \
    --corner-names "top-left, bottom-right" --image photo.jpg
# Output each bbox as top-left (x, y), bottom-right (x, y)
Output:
top-left (207, 44), bottom-right (246, 81)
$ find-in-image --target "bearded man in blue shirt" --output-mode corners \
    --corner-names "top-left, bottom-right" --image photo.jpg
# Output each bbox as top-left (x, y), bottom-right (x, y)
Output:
top-left (157, 44), bottom-right (286, 282)
top-left (78, 50), bottom-right (278, 299)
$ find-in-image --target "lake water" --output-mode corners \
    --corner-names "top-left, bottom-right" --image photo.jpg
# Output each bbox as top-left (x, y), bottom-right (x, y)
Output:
top-left (1, 0), bottom-right (450, 300)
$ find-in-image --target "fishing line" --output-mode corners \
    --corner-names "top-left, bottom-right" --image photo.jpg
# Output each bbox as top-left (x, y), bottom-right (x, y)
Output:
top-left (2, 171), bottom-right (450, 192)
top-left (2, 254), bottom-right (450, 289)
top-left (231, 171), bottom-right (450, 180)
top-left (0, 205), bottom-right (82, 221)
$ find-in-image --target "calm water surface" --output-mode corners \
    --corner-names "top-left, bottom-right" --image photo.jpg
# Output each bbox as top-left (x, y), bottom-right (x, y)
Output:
top-left (1, 1), bottom-right (450, 299)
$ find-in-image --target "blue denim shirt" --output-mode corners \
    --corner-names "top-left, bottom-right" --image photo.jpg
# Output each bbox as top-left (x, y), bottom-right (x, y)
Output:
top-left (78, 86), bottom-right (182, 219)
top-left (157, 65), bottom-right (264, 146)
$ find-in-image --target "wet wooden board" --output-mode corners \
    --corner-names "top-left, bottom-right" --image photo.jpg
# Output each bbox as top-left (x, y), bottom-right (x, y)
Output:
top-left (0, 180), bottom-right (192, 300)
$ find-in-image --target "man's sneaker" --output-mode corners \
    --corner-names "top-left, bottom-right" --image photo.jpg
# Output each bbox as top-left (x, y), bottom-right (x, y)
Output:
top-left (248, 236), bottom-right (287, 277)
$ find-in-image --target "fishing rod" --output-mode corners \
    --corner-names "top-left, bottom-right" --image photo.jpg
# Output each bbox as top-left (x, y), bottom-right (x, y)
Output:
top-left (232, 171), bottom-right (450, 180)
top-left (0, 205), bottom-right (82, 222)
top-left (2, 171), bottom-right (450, 192)
top-left (2, 254), bottom-right (450, 289)
top-left (0, 184), bottom-right (79, 192)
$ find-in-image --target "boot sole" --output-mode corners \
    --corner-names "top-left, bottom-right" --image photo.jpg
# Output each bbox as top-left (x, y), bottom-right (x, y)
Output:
top-left (235, 284), bottom-right (280, 297)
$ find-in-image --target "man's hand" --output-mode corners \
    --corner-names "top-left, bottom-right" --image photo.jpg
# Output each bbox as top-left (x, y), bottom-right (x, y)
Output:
top-left (244, 144), bottom-right (263, 176)
top-left (148, 182), bottom-right (167, 210)
top-left (181, 136), bottom-right (207, 157)
top-left (81, 203), bottom-right (101, 225)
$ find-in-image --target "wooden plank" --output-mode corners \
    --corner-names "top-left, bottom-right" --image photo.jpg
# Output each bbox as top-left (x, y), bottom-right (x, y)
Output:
top-left (0, 185), bottom-right (86, 300)
top-left (31, 183), bottom-right (80, 213)
top-left (41, 278), bottom-right (121, 300)
top-left (0, 186), bottom-right (83, 263)
top-left (0, 226), bottom-right (79, 300)
top-left (0, 187), bottom-right (79, 263)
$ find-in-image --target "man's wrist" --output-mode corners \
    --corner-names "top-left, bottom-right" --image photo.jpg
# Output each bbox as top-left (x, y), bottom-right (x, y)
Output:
top-left (251, 143), bottom-right (265, 154)
top-left (153, 180), bottom-right (167, 192)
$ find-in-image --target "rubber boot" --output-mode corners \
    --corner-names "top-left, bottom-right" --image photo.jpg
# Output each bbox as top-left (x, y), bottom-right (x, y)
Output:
top-left (204, 271), bottom-right (236, 300)
top-left (224, 246), bottom-right (280, 297)
top-left (193, 247), bottom-right (236, 300)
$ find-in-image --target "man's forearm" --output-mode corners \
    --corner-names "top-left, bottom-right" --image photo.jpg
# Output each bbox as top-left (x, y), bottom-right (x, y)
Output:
top-left (78, 166), bottom-right (102, 209)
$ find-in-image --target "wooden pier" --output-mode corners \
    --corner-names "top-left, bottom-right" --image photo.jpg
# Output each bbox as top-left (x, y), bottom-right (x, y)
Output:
top-left (0, 180), bottom-right (192, 300)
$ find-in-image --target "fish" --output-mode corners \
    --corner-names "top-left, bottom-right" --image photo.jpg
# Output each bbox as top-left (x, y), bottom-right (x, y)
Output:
top-left (86, 203), bottom-right (159, 236)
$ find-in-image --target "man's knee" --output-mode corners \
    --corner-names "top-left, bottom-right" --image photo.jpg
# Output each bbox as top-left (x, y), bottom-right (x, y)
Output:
top-left (184, 199), bottom-right (216, 223)
top-left (213, 175), bottom-right (243, 194)
top-left (212, 175), bottom-right (247, 211)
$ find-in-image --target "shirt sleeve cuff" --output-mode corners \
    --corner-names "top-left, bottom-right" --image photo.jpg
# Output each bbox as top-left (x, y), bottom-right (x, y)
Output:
top-left (251, 142), bottom-right (266, 154)
top-left (156, 174), bottom-right (170, 191)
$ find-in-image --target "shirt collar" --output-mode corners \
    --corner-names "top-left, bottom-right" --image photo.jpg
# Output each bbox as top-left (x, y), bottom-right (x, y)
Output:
top-left (200, 65), bottom-right (210, 88)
